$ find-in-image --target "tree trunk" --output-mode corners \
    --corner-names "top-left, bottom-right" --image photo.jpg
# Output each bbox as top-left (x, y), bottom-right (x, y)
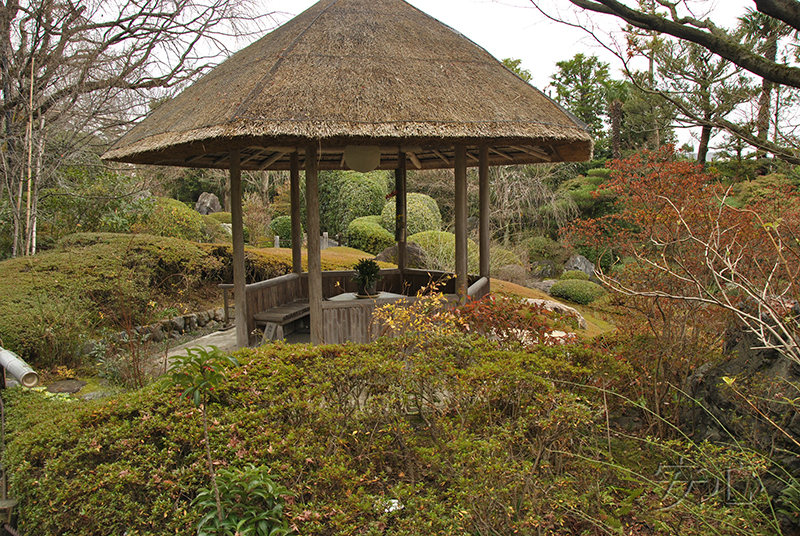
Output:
top-left (697, 125), bottom-right (712, 166)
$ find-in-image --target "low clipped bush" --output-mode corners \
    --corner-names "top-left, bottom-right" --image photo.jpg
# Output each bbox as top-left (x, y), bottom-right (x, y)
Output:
top-left (559, 270), bottom-right (590, 281)
top-left (550, 279), bottom-right (606, 305)
top-left (270, 216), bottom-right (293, 247)
top-left (208, 212), bottom-right (232, 224)
top-left (381, 193), bottom-right (442, 236)
top-left (133, 197), bottom-right (206, 242)
top-left (347, 216), bottom-right (394, 255)
top-left (409, 230), bottom-right (478, 273)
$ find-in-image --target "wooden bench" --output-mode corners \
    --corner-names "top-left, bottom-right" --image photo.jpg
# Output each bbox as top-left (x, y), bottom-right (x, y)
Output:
top-left (253, 300), bottom-right (310, 342)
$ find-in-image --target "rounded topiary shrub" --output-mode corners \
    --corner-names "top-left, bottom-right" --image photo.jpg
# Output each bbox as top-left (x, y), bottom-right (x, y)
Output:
top-left (348, 216), bottom-right (394, 255)
top-left (559, 270), bottom-right (590, 281)
top-left (134, 197), bottom-right (206, 242)
top-left (270, 215), bottom-right (293, 247)
top-left (409, 230), bottom-right (478, 273)
top-left (550, 279), bottom-right (606, 305)
top-left (337, 172), bottom-right (388, 231)
top-left (208, 212), bottom-right (232, 224)
top-left (381, 193), bottom-right (442, 236)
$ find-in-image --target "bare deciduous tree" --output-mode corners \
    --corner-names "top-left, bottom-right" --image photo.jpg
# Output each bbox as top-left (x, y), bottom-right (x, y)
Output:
top-left (1, 0), bottom-right (270, 256)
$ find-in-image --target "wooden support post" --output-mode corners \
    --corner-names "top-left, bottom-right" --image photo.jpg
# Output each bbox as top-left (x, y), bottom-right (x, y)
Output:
top-left (479, 145), bottom-right (490, 292)
top-left (230, 150), bottom-right (248, 348)
top-left (395, 150), bottom-right (407, 273)
top-left (290, 151), bottom-right (302, 274)
top-left (306, 144), bottom-right (323, 345)
top-left (454, 145), bottom-right (468, 300)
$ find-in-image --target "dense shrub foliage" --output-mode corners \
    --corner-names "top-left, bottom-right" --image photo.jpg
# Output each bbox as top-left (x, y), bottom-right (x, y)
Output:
top-left (313, 170), bottom-right (390, 236)
top-left (550, 279), bottom-right (606, 304)
top-left (347, 215), bottom-right (394, 255)
top-left (381, 193), bottom-right (442, 236)
top-left (269, 215), bottom-right (293, 247)
top-left (526, 235), bottom-right (573, 265)
top-left (133, 198), bottom-right (208, 242)
top-left (33, 167), bottom-right (154, 253)
top-left (4, 331), bottom-right (780, 535)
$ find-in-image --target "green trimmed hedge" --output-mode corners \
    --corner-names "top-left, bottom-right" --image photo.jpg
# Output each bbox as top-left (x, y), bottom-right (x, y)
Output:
top-left (559, 270), bottom-right (590, 281)
top-left (270, 216), bottom-right (293, 247)
top-left (133, 197), bottom-right (206, 242)
top-left (347, 216), bottom-right (394, 255)
top-left (550, 279), bottom-right (606, 305)
top-left (381, 193), bottom-right (442, 236)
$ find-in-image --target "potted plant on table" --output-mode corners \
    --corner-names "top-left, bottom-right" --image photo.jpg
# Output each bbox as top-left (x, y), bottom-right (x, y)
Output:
top-left (352, 258), bottom-right (382, 298)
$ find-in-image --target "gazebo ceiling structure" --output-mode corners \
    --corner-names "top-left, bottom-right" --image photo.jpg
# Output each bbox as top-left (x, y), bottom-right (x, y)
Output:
top-left (103, 0), bottom-right (592, 348)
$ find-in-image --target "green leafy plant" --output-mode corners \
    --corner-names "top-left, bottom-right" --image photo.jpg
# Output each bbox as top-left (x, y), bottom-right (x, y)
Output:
top-left (168, 345), bottom-right (239, 524)
top-left (194, 464), bottom-right (293, 536)
top-left (550, 279), bottom-right (606, 304)
top-left (352, 258), bottom-right (382, 295)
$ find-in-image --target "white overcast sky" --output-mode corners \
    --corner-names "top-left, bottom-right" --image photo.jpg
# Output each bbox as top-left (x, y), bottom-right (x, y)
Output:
top-left (263, 0), bottom-right (752, 90)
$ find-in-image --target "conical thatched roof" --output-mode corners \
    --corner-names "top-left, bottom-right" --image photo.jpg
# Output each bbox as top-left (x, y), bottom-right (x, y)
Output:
top-left (103, 0), bottom-right (591, 171)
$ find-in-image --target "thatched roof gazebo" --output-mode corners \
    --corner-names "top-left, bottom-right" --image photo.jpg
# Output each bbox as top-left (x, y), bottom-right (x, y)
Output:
top-left (103, 0), bottom-right (592, 348)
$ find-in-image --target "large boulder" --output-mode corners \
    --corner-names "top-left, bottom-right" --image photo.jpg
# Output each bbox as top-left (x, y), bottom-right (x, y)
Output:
top-left (195, 192), bottom-right (222, 215)
top-left (682, 325), bottom-right (800, 526)
top-left (375, 242), bottom-right (428, 268)
top-left (564, 254), bottom-right (596, 276)
top-left (530, 260), bottom-right (557, 279)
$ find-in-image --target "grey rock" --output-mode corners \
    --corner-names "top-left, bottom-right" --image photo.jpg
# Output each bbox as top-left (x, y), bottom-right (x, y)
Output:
top-left (214, 308), bottom-right (226, 322)
top-left (150, 325), bottom-right (165, 343)
top-left (184, 314), bottom-right (198, 332)
top-left (375, 242), bottom-right (428, 269)
top-left (197, 311), bottom-right (209, 327)
top-left (171, 316), bottom-right (185, 333)
top-left (528, 279), bottom-right (557, 295)
top-left (564, 254), bottom-right (596, 276)
top-left (81, 391), bottom-right (114, 401)
top-left (195, 192), bottom-right (222, 215)
top-left (530, 260), bottom-right (556, 279)
top-left (47, 379), bottom-right (87, 394)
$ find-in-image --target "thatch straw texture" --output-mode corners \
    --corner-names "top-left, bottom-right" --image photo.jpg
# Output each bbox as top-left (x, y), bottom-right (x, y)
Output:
top-left (103, 0), bottom-right (591, 170)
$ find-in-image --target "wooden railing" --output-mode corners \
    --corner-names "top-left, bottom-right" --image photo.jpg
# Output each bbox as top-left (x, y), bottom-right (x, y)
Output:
top-left (221, 269), bottom-right (489, 345)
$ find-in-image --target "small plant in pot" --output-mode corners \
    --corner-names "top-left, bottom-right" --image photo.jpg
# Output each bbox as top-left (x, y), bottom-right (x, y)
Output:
top-left (352, 258), bottom-right (382, 297)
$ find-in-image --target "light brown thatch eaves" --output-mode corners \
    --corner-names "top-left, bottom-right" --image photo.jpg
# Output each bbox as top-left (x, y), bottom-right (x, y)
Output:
top-left (103, 0), bottom-right (592, 171)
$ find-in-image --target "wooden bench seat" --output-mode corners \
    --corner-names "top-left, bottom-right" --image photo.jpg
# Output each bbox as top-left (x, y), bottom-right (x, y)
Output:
top-left (253, 300), bottom-right (310, 341)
